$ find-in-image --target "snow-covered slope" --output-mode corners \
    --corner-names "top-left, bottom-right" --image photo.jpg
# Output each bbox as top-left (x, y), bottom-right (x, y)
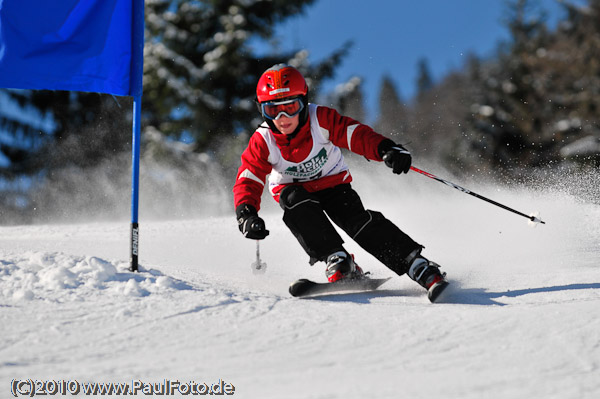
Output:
top-left (1, 167), bottom-right (599, 399)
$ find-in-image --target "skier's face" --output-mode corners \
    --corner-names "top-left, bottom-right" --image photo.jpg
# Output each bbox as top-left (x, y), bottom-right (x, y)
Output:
top-left (272, 113), bottom-right (299, 135)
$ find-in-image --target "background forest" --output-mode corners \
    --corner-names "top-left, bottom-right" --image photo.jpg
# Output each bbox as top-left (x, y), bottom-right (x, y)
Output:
top-left (1, 0), bottom-right (599, 224)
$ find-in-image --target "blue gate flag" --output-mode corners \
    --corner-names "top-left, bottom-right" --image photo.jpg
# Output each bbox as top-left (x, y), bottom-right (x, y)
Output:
top-left (0, 0), bottom-right (142, 97)
top-left (0, 0), bottom-right (145, 271)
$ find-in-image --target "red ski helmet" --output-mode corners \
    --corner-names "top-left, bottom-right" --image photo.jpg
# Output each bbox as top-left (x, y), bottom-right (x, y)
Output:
top-left (256, 64), bottom-right (308, 103)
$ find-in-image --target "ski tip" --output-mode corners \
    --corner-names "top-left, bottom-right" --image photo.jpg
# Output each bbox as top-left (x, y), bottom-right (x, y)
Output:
top-left (289, 279), bottom-right (312, 297)
top-left (288, 276), bottom-right (391, 298)
top-left (428, 279), bottom-right (450, 303)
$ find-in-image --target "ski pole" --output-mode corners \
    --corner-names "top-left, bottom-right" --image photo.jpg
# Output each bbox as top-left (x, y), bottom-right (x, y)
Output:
top-left (410, 166), bottom-right (545, 225)
top-left (250, 240), bottom-right (267, 274)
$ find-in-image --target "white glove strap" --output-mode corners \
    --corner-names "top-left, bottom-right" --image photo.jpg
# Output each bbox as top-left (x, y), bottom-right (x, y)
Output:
top-left (391, 146), bottom-right (410, 155)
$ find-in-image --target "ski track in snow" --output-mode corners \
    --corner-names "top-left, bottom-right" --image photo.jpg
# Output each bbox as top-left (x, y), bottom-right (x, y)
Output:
top-left (1, 170), bottom-right (600, 399)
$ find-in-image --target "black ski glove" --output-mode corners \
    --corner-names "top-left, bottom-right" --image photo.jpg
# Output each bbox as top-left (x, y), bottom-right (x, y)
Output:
top-left (236, 204), bottom-right (269, 240)
top-left (378, 139), bottom-right (412, 174)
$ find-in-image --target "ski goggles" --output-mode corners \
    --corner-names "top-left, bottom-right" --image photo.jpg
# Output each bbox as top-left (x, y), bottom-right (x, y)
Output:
top-left (260, 97), bottom-right (304, 120)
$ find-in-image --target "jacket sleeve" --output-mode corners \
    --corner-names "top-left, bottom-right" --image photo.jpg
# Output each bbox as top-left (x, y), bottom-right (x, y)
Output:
top-left (233, 131), bottom-right (272, 212)
top-left (316, 106), bottom-right (387, 161)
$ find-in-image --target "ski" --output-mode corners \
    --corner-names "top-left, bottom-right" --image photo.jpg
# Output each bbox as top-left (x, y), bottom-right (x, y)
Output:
top-left (289, 276), bottom-right (391, 298)
top-left (289, 275), bottom-right (450, 302)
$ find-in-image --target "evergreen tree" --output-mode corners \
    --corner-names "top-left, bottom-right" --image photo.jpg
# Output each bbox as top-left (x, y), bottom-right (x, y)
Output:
top-left (460, 0), bottom-right (600, 174)
top-left (464, 0), bottom-right (552, 175)
top-left (328, 76), bottom-right (366, 122)
top-left (416, 57), bottom-right (434, 97)
top-left (0, 90), bottom-right (129, 176)
top-left (0, 86), bottom-right (131, 221)
top-left (143, 0), bottom-right (348, 150)
top-left (0, 90), bottom-right (52, 175)
top-left (374, 75), bottom-right (408, 140)
top-left (545, 0), bottom-right (600, 167)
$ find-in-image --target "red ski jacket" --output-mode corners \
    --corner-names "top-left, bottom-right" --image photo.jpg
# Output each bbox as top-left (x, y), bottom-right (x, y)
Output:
top-left (233, 104), bottom-right (388, 211)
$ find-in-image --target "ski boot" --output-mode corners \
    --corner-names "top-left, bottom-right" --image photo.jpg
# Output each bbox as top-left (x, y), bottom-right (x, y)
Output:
top-left (325, 251), bottom-right (364, 283)
top-left (406, 249), bottom-right (448, 302)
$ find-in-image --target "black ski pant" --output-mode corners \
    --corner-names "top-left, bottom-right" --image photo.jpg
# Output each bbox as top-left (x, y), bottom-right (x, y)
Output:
top-left (279, 183), bottom-right (421, 276)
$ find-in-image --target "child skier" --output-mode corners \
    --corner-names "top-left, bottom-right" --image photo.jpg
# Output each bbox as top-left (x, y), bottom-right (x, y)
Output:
top-left (233, 64), bottom-right (447, 300)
